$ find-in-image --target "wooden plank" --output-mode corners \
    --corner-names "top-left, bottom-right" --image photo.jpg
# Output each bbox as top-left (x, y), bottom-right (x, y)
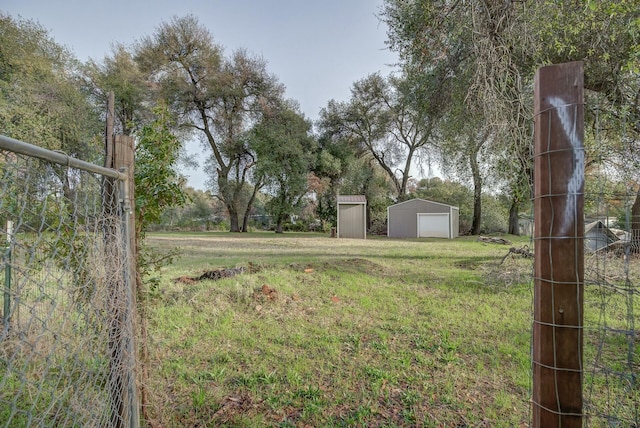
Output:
top-left (532, 61), bottom-right (584, 427)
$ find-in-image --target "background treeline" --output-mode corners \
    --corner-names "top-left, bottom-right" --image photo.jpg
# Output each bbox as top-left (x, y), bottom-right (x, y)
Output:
top-left (1, 2), bottom-right (638, 237)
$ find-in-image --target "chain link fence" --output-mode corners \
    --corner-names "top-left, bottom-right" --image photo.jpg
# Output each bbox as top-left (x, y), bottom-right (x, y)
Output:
top-left (0, 135), bottom-right (138, 427)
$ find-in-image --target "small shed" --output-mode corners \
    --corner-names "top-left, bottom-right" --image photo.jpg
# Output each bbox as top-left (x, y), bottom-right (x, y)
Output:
top-left (584, 220), bottom-right (619, 252)
top-left (387, 198), bottom-right (459, 239)
top-left (518, 214), bottom-right (534, 237)
top-left (337, 195), bottom-right (367, 239)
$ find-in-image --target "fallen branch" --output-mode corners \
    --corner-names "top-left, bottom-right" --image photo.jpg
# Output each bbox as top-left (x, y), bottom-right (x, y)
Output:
top-left (478, 236), bottom-right (512, 245)
top-left (500, 246), bottom-right (534, 264)
top-left (174, 266), bottom-right (246, 284)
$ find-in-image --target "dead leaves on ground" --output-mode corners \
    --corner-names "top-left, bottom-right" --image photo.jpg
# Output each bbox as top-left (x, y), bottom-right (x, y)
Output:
top-left (211, 394), bottom-right (255, 424)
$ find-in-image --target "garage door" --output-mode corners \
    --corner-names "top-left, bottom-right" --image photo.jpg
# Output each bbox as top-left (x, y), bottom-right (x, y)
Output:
top-left (417, 213), bottom-right (450, 238)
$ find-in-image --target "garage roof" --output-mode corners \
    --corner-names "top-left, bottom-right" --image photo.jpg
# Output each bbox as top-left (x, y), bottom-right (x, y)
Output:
top-left (388, 198), bottom-right (458, 209)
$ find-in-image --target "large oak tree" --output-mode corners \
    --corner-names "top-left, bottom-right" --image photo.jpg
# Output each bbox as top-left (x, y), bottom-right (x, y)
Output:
top-left (135, 15), bottom-right (285, 232)
top-left (319, 72), bottom-right (442, 201)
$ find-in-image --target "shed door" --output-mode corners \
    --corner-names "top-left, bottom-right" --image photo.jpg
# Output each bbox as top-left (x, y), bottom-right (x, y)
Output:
top-left (417, 213), bottom-right (450, 238)
top-left (339, 204), bottom-right (365, 239)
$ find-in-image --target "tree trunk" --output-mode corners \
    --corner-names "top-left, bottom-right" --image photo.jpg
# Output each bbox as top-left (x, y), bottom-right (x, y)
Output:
top-left (631, 185), bottom-right (640, 253)
top-left (241, 212), bottom-right (250, 232)
top-left (216, 169), bottom-right (241, 232)
top-left (275, 215), bottom-right (284, 234)
top-left (227, 203), bottom-right (240, 232)
top-left (508, 196), bottom-right (520, 235)
top-left (241, 185), bottom-right (260, 232)
top-left (470, 149), bottom-right (482, 235)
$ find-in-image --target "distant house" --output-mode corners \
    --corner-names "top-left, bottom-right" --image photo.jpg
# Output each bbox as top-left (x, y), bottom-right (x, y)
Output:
top-left (387, 198), bottom-right (459, 239)
top-left (336, 195), bottom-right (367, 239)
top-left (584, 220), bottom-right (620, 252)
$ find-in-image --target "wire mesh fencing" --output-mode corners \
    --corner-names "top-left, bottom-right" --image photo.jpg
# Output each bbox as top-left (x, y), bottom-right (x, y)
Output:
top-left (582, 195), bottom-right (640, 427)
top-left (0, 135), bottom-right (138, 427)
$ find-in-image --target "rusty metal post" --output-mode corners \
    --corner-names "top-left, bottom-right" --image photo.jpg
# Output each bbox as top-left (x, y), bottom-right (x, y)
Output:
top-left (532, 61), bottom-right (584, 427)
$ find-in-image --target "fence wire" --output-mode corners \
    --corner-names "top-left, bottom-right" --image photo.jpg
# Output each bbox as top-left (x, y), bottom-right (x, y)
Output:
top-left (580, 88), bottom-right (640, 426)
top-left (582, 193), bottom-right (640, 427)
top-left (0, 140), bottom-right (138, 427)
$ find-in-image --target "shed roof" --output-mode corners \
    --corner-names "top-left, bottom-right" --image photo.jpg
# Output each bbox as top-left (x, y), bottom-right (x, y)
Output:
top-left (337, 195), bottom-right (367, 204)
top-left (388, 198), bottom-right (458, 209)
top-left (584, 220), bottom-right (621, 253)
top-left (585, 220), bottom-right (619, 241)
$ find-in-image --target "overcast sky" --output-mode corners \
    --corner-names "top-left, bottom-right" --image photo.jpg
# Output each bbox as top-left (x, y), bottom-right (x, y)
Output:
top-left (1, 0), bottom-right (399, 188)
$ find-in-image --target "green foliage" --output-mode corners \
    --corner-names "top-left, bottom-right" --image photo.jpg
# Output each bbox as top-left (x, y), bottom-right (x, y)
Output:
top-left (480, 195), bottom-right (508, 234)
top-left (311, 127), bottom-right (359, 227)
top-left (82, 44), bottom-right (149, 135)
top-left (0, 14), bottom-right (101, 157)
top-left (317, 73), bottom-right (440, 199)
top-left (134, 102), bottom-right (188, 288)
top-left (134, 102), bottom-right (187, 237)
top-left (341, 157), bottom-right (395, 227)
top-left (251, 104), bottom-right (316, 232)
top-left (531, 1), bottom-right (639, 86)
top-left (381, 0), bottom-right (640, 234)
top-left (158, 187), bottom-right (229, 231)
top-left (0, 14), bottom-right (111, 303)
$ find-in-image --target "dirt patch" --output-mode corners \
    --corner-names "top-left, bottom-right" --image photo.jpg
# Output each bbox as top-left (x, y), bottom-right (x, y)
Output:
top-left (259, 284), bottom-right (277, 301)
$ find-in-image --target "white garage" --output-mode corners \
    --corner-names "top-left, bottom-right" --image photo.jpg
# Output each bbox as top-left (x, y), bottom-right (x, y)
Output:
top-left (387, 198), bottom-right (459, 239)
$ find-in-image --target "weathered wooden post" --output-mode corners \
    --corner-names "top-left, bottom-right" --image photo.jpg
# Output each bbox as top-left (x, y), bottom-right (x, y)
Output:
top-left (104, 91), bottom-right (139, 427)
top-left (114, 134), bottom-right (139, 428)
top-left (532, 61), bottom-right (584, 427)
top-left (114, 134), bottom-right (136, 284)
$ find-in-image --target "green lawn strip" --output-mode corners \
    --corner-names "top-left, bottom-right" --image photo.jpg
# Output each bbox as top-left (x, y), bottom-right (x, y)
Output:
top-left (144, 233), bottom-right (533, 426)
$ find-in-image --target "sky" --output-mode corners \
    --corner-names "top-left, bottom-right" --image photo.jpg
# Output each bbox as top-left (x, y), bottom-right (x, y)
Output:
top-left (1, 0), bottom-right (399, 189)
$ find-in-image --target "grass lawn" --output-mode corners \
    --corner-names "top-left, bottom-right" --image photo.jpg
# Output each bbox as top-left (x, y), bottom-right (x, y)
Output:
top-left (141, 232), bottom-right (535, 427)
